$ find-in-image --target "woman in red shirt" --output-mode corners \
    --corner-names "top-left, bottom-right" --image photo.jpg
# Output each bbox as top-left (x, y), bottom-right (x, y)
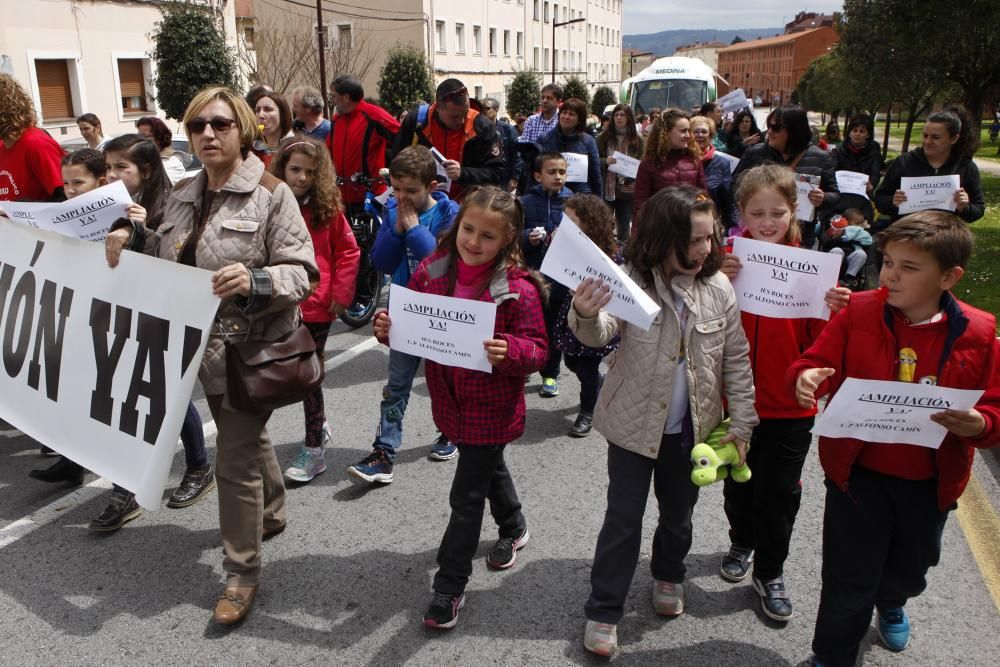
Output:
top-left (0, 74), bottom-right (64, 202)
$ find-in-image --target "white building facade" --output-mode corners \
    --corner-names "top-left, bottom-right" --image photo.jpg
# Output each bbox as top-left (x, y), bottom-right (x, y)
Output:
top-left (0, 0), bottom-right (237, 144)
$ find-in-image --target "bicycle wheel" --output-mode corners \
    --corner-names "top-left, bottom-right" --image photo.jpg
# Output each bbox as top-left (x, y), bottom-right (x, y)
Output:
top-left (340, 269), bottom-right (385, 328)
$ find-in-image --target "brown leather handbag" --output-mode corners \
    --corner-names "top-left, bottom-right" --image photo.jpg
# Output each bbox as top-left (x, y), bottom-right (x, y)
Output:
top-left (225, 325), bottom-right (325, 412)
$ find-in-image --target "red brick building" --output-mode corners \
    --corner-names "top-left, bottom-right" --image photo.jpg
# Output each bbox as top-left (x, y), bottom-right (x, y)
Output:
top-left (716, 26), bottom-right (838, 106)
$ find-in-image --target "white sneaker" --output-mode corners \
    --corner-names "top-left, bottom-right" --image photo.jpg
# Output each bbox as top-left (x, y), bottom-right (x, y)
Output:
top-left (583, 620), bottom-right (618, 657)
top-left (284, 444), bottom-right (327, 483)
top-left (652, 580), bottom-right (684, 616)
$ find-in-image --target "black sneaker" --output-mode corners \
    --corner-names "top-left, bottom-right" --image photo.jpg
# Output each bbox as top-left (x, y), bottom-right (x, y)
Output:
top-left (29, 457), bottom-right (84, 486)
top-left (166, 465), bottom-right (216, 508)
top-left (568, 411), bottom-right (593, 438)
top-left (752, 574), bottom-right (794, 621)
top-left (720, 545), bottom-right (754, 582)
top-left (423, 590), bottom-right (466, 629)
top-left (486, 527), bottom-right (530, 569)
top-left (346, 449), bottom-right (394, 484)
top-left (89, 489), bottom-right (142, 533)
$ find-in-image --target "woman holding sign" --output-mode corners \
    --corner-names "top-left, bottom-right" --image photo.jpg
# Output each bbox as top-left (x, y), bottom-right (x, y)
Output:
top-left (571, 186), bottom-right (757, 656)
top-left (734, 105), bottom-right (839, 249)
top-left (830, 113), bottom-right (883, 223)
top-left (537, 97), bottom-right (602, 195)
top-left (597, 104), bottom-right (645, 241)
top-left (104, 86), bottom-right (318, 626)
top-left (875, 107), bottom-right (984, 226)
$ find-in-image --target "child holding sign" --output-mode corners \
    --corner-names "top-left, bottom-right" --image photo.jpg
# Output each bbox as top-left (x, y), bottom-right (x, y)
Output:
top-left (570, 185), bottom-right (758, 656)
top-left (269, 138), bottom-right (360, 484)
top-left (790, 211), bottom-right (1000, 666)
top-left (718, 164), bottom-right (850, 622)
top-left (372, 186), bottom-right (548, 630)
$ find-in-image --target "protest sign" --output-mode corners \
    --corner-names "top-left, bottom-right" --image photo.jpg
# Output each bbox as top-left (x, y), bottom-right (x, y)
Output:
top-left (388, 284), bottom-right (497, 373)
top-left (562, 152), bottom-right (589, 183)
top-left (0, 180), bottom-right (131, 242)
top-left (812, 378), bottom-right (983, 448)
top-left (835, 170), bottom-right (870, 197)
top-left (0, 219), bottom-right (219, 509)
top-left (730, 236), bottom-right (841, 320)
top-left (608, 151), bottom-right (640, 179)
top-left (795, 174), bottom-right (820, 221)
top-left (540, 215), bottom-right (660, 330)
top-left (716, 88), bottom-right (749, 114)
top-left (716, 151), bottom-right (741, 174)
top-left (898, 175), bottom-right (960, 214)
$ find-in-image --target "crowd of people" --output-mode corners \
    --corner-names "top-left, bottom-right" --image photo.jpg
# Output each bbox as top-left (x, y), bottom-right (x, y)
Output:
top-left (0, 69), bottom-right (997, 667)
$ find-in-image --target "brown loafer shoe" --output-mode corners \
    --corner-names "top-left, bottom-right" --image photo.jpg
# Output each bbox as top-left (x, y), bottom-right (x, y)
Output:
top-left (262, 523), bottom-right (286, 542)
top-left (213, 585), bottom-right (257, 625)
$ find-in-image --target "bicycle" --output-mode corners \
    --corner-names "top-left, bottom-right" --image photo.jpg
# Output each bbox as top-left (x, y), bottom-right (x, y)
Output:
top-left (338, 171), bottom-right (390, 328)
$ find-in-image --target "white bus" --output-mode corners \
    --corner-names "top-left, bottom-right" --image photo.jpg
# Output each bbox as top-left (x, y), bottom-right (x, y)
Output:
top-left (620, 57), bottom-right (718, 114)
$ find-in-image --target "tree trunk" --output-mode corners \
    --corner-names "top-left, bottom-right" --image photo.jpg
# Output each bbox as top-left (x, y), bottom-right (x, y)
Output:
top-left (883, 105), bottom-right (892, 160)
top-left (963, 89), bottom-right (985, 139)
top-left (902, 101), bottom-right (919, 153)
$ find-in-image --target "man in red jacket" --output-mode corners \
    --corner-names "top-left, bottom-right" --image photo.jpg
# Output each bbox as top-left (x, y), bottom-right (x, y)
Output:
top-left (327, 75), bottom-right (399, 216)
top-left (790, 211), bottom-right (1000, 667)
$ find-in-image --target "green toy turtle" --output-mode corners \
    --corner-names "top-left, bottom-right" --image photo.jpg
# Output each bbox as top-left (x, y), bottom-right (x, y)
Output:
top-left (690, 419), bottom-right (751, 486)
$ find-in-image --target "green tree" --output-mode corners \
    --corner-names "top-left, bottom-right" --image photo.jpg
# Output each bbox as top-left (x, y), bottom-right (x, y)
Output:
top-left (149, 1), bottom-right (237, 120)
top-left (562, 75), bottom-right (590, 107)
top-left (731, 35), bottom-right (745, 45)
top-left (591, 85), bottom-right (618, 116)
top-left (507, 67), bottom-right (541, 118)
top-left (377, 45), bottom-right (434, 116)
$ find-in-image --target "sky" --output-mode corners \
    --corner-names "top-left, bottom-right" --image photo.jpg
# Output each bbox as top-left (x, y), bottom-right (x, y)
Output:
top-left (622, 1), bottom-right (844, 35)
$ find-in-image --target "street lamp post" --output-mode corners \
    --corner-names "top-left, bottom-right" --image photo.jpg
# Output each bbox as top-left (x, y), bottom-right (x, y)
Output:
top-left (552, 17), bottom-right (586, 83)
top-left (629, 51), bottom-right (653, 77)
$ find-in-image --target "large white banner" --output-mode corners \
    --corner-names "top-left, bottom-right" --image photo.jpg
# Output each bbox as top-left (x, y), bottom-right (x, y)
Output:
top-left (0, 180), bottom-right (132, 242)
top-left (812, 378), bottom-right (983, 448)
top-left (0, 219), bottom-right (219, 509)
top-left (730, 236), bottom-right (841, 320)
top-left (541, 215), bottom-right (660, 329)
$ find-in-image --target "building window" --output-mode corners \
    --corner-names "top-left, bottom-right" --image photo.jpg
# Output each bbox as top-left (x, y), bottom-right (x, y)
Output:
top-left (503, 30), bottom-right (511, 56)
top-left (475, 85), bottom-right (484, 99)
top-left (336, 23), bottom-right (353, 49)
top-left (34, 59), bottom-right (75, 121)
top-left (533, 0), bottom-right (540, 21)
top-left (117, 58), bottom-right (148, 113)
top-left (533, 46), bottom-right (539, 69)
top-left (544, 47), bottom-right (549, 69)
top-left (562, 49), bottom-right (567, 71)
top-left (489, 28), bottom-right (497, 55)
top-left (554, 3), bottom-right (559, 24)
top-left (455, 23), bottom-right (465, 53)
top-left (473, 25), bottom-right (482, 54)
top-left (516, 31), bottom-right (524, 57)
top-left (435, 20), bottom-right (446, 53)
top-left (544, 1), bottom-right (549, 22)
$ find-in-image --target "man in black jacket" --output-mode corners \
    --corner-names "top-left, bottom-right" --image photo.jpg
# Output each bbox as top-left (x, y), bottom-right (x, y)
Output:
top-left (391, 78), bottom-right (504, 199)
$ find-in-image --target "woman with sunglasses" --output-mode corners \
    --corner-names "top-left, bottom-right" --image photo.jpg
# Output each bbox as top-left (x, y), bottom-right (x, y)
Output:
top-left (104, 86), bottom-right (318, 626)
top-left (734, 104), bottom-right (839, 248)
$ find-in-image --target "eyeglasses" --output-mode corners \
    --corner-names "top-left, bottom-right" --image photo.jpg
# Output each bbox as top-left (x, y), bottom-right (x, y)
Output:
top-left (185, 116), bottom-right (238, 135)
top-left (441, 86), bottom-right (468, 105)
top-left (692, 129), bottom-right (711, 135)
top-left (768, 123), bottom-right (785, 132)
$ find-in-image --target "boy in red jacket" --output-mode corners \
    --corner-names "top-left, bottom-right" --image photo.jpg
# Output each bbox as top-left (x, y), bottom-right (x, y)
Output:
top-left (790, 211), bottom-right (1000, 667)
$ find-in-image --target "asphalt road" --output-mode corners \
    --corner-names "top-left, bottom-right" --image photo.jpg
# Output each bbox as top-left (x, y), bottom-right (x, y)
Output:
top-left (2, 319), bottom-right (999, 666)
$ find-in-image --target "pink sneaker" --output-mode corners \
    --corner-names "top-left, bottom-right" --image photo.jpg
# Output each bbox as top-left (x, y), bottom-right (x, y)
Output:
top-left (652, 580), bottom-right (684, 616)
top-left (583, 620), bottom-right (618, 657)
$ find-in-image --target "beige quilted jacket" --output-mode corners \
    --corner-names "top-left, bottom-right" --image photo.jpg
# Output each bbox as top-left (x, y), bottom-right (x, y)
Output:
top-left (568, 266), bottom-right (758, 459)
top-left (141, 154), bottom-right (318, 395)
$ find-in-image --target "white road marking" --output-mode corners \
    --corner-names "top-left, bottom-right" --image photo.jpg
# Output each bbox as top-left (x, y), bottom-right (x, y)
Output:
top-left (0, 336), bottom-right (382, 552)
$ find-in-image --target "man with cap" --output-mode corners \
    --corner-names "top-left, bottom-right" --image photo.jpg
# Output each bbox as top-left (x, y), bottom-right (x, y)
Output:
top-left (392, 78), bottom-right (504, 199)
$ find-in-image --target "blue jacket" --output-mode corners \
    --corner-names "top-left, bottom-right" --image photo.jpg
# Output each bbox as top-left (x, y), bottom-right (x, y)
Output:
top-left (520, 183), bottom-right (571, 271)
top-left (537, 127), bottom-right (602, 195)
top-left (496, 120), bottom-right (521, 184)
top-left (703, 153), bottom-right (737, 231)
top-left (370, 190), bottom-right (460, 287)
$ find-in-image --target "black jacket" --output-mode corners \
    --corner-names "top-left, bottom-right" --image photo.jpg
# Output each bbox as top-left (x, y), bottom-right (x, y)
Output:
top-left (734, 143), bottom-right (841, 217)
top-left (391, 103), bottom-right (504, 189)
top-left (874, 147), bottom-right (985, 223)
top-left (830, 140), bottom-right (883, 219)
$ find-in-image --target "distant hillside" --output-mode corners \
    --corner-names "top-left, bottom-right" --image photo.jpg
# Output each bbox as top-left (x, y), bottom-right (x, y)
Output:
top-left (623, 28), bottom-right (782, 57)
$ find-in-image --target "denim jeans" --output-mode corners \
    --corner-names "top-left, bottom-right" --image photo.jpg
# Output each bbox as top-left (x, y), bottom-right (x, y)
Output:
top-left (373, 347), bottom-right (423, 462)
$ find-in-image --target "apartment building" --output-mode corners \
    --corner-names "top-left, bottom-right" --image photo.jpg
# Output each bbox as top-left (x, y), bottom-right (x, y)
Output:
top-left (248, 0), bottom-right (624, 116)
top-left (673, 41), bottom-right (726, 72)
top-left (0, 0), bottom-right (238, 144)
top-left (716, 26), bottom-right (837, 107)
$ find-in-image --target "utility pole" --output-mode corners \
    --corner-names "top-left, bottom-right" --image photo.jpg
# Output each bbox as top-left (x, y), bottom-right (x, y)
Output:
top-left (552, 17), bottom-right (586, 83)
top-left (315, 0), bottom-right (329, 117)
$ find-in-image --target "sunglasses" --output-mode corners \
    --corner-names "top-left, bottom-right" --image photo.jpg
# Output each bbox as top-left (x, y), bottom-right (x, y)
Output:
top-left (768, 123), bottom-right (785, 132)
top-left (441, 86), bottom-right (468, 105)
top-left (185, 116), bottom-right (238, 135)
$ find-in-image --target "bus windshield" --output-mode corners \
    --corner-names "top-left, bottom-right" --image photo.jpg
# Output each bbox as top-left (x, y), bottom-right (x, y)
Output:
top-left (632, 79), bottom-right (708, 114)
